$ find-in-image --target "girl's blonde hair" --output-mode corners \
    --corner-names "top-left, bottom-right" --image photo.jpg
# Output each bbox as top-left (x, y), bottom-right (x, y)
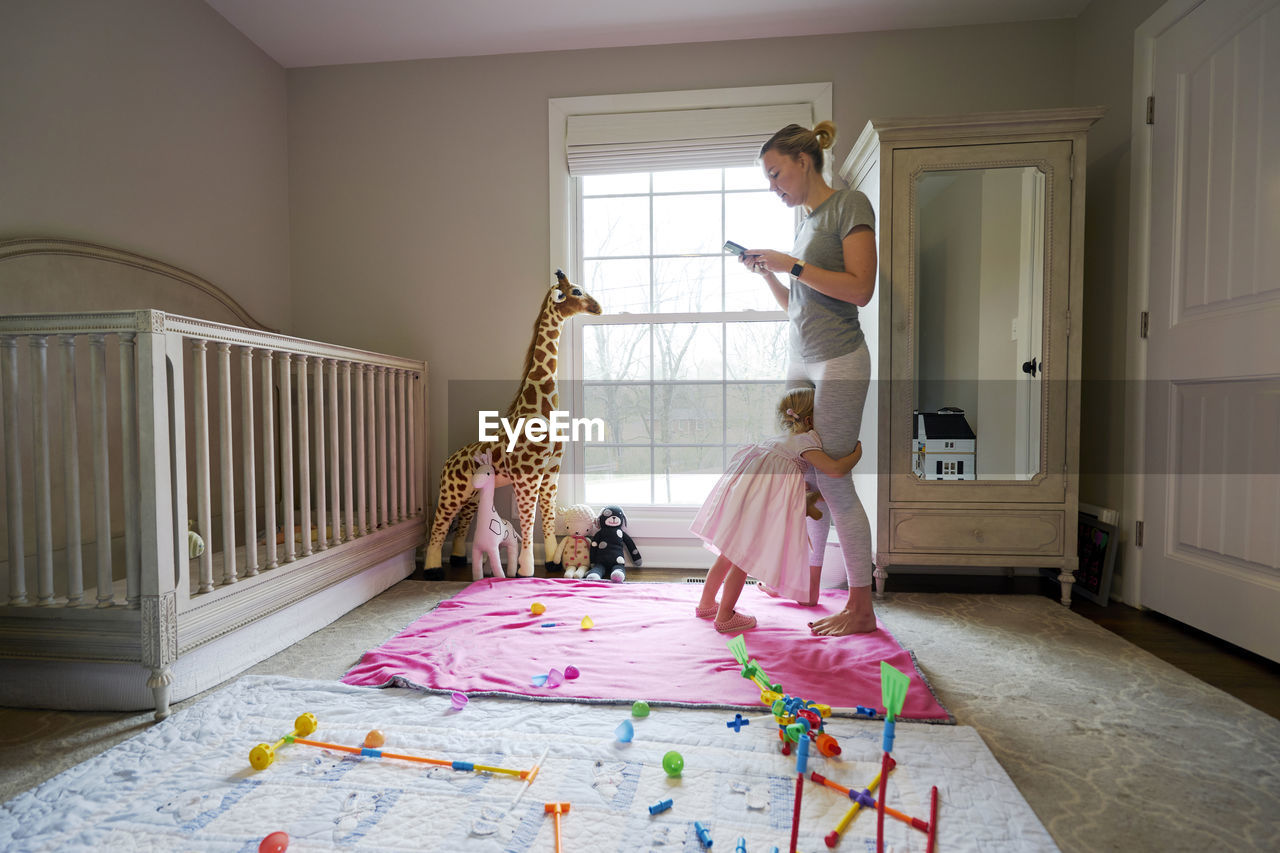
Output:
top-left (759, 121), bottom-right (837, 172)
top-left (778, 387), bottom-right (816, 434)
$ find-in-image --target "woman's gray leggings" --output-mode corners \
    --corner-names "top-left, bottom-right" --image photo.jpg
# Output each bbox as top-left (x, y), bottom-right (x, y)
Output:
top-left (787, 341), bottom-right (873, 588)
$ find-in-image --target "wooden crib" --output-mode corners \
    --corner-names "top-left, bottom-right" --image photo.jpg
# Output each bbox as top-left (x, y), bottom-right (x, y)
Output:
top-left (0, 238), bottom-right (427, 719)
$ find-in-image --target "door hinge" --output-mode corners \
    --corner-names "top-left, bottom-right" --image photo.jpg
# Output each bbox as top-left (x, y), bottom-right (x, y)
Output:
top-left (1135, 520), bottom-right (1144, 547)
top-left (1146, 96), bottom-right (1155, 125)
top-left (1139, 311), bottom-right (1149, 339)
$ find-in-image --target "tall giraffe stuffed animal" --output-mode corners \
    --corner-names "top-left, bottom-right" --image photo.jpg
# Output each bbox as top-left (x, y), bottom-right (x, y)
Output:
top-left (423, 271), bottom-right (602, 579)
top-left (469, 451), bottom-right (517, 581)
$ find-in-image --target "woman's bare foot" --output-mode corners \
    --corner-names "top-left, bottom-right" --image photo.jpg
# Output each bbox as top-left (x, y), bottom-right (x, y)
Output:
top-left (809, 608), bottom-right (877, 635)
top-left (808, 585), bottom-right (876, 635)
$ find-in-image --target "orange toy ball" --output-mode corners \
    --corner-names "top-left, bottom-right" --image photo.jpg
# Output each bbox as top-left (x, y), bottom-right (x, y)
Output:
top-left (259, 831), bottom-right (289, 853)
top-left (362, 729), bottom-right (386, 749)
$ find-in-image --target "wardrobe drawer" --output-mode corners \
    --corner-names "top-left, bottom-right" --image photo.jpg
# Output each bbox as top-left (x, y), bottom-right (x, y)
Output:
top-left (889, 508), bottom-right (1064, 556)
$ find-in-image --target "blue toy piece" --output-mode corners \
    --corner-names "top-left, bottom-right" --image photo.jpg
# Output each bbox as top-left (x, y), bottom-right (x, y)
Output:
top-left (726, 714), bottom-right (750, 732)
top-left (648, 798), bottom-right (673, 815)
top-left (855, 705), bottom-right (878, 718)
top-left (615, 719), bottom-right (635, 743)
top-left (694, 821), bottom-right (713, 848)
top-left (735, 837), bottom-right (747, 853)
top-left (795, 735), bottom-right (810, 775)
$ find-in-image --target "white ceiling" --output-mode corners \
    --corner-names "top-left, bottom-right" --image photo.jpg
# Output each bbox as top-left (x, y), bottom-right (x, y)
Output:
top-left (203, 0), bottom-right (1091, 69)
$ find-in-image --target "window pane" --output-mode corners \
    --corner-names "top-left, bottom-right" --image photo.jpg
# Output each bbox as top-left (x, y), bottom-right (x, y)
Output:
top-left (583, 196), bottom-right (649, 257)
top-left (583, 173), bottom-right (649, 195)
top-left (583, 383), bottom-right (651, 444)
top-left (585, 446), bottom-right (651, 505)
top-left (653, 168), bottom-right (722, 193)
top-left (725, 166), bottom-right (770, 191)
top-left (725, 321), bottom-right (788, 380)
top-left (584, 258), bottom-right (650, 313)
top-left (726, 381), bottom-right (787, 444)
top-left (583, 324), bottom-right (650, 381)
top-left (652, 382), bottom-right (723, 446)
top-left (726, 191), bottom-right (795, 253)
top-left (654, 322), bottom-right (723, 381)
top-left (725, 257), bottom-right (778, 311)
top-left (653, 194), bottom-right (721, 255)
top-left (653, 444), bottom-right (723, 505)
top-left (653, 257), bottom-right (721, 313)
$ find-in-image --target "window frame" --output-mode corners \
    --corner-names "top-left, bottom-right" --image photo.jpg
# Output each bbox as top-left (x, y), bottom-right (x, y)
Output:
top-left (548, 84), bottom-right (832, 565)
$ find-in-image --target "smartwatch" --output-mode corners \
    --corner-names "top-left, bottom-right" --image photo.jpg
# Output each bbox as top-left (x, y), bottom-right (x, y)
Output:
top-left (790, 259), bottom-right (805, 278)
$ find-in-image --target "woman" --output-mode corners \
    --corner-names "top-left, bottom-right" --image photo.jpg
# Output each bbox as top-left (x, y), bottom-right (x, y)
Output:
top-left (741, 120), bottom-right (877, 636)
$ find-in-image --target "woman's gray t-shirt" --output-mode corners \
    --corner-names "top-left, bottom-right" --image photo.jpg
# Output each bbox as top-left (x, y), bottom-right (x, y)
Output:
top-left (788, 188), bottom-right (875, 362)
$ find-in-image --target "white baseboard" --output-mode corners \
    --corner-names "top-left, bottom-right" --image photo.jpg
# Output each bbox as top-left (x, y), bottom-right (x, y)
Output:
top-left (0, 551), bottom-right (415, 712)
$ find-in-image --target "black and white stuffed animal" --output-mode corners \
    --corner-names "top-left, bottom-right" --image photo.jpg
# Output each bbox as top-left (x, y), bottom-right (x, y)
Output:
top-left (586, 505), bottom-right (642, 582)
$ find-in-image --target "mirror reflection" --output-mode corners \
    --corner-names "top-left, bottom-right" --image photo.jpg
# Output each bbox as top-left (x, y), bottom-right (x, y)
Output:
top-left (913, 166), bottom-right (1045, 481)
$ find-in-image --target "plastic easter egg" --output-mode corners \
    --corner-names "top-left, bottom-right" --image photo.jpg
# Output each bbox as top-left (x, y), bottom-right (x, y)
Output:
top-left (564, 665), bottom-right (580, 679)
top-left (631, 700), bottom-right (650, 717)
top-left (362, 729), bottom-right (385, 749)
top-left (662, 750), bottom-right (684, 777)
top-left (530, 602), bottom-right (546, 615)
top-left (259, 831), bottom-right (289, 853)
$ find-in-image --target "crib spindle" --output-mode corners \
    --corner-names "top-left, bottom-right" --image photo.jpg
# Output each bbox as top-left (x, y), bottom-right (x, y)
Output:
top-left (342, 362), bottom-right (355, 542)
top-left (261, 350), bottom-right (278, 570)
top-left (386, 366), bottom-right (396, 522)
top-left (192, 340), bottom-right (214, 594)
top-left (217, 343), bottom-right (237, 584)
top-left (398, 370), bottom-right (408, 520)
top-left (365, 364), bottom-right (377, 532)
top-left (1, 336), bottom-right (26, 606)
top-left (119, 333), bottom-right (141, 608)
top-left (29, 336), bottom-right (55, 606)
top-left (87, 335), bottom-right (112, 606)
top-left (408, 372), bottom-right (418, 516)
top-left (59, 336), bottom-right (84, 605)
top-left (313, 357), bottom-right (327, 553)
top-left (297, 355), bottom-right (312, 557)
top-left (328, 359), bottom-right (341, 545)
top-left (278, 352), bottom-right (296, 563)
top-left (376, 367), bottom-right (388, 530)
top-left (356, 364), bottom-right (368, 536)
top-left (240, 347), bottom-right (258, 577)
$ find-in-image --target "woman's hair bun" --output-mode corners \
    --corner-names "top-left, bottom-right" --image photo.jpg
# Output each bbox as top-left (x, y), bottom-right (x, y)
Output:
top-left (812, 120), bottom-right (836, 150)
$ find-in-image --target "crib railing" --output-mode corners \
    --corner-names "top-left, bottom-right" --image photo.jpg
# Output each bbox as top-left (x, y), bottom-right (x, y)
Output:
top-left (0, 309), bottom-right (426, 715)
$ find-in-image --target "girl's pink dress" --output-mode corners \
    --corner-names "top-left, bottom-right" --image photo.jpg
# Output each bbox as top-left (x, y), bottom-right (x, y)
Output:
top-left (690, 430), bottom-right (822, 601)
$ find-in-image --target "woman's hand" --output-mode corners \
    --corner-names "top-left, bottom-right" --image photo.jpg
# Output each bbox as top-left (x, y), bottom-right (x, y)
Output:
top-left (742, 249), bottom-right (796, 275)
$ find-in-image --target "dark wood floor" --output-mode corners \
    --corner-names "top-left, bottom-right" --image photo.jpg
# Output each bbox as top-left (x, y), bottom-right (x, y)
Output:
top-left (425, 562), bottom-right (1280, 721)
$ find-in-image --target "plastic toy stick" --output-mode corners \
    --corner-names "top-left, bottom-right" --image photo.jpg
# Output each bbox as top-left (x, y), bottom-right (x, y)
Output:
top-left (248, 712), bottom-right (318, 770)
top-left (290, 737), bottom-right (530, 778)
top-left (926, 785), bottom-right (939, 853)
top-left (505, 746), bottom-right (549, 815)
top-left (789, 736), bottom-right (810, 853)
top-left (876, 663), bottom-right (910, 853)
top-left (822, 762), bottom-right (890, 849)
top-left (810, 769), bottom-right (927, 832)
top-left (544, 802), bottom-right (570, 853)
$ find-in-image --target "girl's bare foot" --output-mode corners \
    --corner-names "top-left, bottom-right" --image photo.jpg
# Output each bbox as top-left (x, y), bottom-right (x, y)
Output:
top-left (757, 582), bottom-right (782, 598)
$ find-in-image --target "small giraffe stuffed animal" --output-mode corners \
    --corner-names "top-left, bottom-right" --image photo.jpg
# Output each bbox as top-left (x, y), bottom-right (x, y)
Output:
top-left (469, 451), bottom-right (518, 581)
top-left (424, 271), bottom-right (602, 579)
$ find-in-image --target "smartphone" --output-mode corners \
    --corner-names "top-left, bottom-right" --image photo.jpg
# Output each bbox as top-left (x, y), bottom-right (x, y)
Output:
top-left (723, 240), bottom-right (747, 256)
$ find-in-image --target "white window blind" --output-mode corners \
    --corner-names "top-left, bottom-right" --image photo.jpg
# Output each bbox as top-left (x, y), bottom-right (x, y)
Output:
top-left (565, 103), bottom-right (814, 175)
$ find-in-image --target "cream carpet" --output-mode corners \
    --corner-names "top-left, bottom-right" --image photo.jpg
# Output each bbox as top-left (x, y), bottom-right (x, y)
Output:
top-left (2, 581), bottom-right (1278, 852)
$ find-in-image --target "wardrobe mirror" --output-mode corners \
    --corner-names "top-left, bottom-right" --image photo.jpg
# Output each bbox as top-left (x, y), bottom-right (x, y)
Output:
top-left (912, 165), bottom-right (1046, 482)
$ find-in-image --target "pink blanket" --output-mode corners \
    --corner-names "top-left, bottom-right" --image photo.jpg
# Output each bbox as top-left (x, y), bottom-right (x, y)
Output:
top-left (342, 578), bottom-right (951, 722)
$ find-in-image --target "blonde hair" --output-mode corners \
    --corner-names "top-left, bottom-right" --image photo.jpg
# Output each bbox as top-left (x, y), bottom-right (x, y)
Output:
top-left (778, 387), bottom-right (816, 434)
top-left (759, 121), bottom-right (837, 172)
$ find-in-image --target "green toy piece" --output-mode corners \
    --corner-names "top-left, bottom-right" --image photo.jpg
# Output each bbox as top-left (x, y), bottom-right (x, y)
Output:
top-left (662, 750), bottom-right (684, 777)
top-left (632, 700), bottom-right (650, 717)
top-left (880, 661), bottom-right (910, 722)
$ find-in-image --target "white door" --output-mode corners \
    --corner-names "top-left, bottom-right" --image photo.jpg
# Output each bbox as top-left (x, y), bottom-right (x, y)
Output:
top-left (1142, 0), bottom-right (1280, 661)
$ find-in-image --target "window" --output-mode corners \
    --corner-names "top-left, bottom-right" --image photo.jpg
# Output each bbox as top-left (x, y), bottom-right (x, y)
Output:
top-left (548, 84), bottom-right (832, 545)
top-left (576, 166), bottom-right (794, 506)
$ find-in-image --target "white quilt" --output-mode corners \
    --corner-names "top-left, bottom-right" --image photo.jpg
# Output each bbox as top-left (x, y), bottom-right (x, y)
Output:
top-left (0, 676), bottom-right (1057, 852)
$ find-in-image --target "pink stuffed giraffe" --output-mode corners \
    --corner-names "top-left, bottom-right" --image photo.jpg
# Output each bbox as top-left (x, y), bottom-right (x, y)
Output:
top-left (469, 451), bottom-right (518, 581)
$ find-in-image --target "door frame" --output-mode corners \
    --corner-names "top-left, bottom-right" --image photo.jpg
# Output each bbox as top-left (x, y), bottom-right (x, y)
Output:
top-left (1123, 0), bottom-right (1206, 606)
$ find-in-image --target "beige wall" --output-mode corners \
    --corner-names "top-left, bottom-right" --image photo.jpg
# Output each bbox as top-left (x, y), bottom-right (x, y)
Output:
top-left (0, 0), bottom-right (292, 331)
top-left (286, 21), bottom-right (1078, 505)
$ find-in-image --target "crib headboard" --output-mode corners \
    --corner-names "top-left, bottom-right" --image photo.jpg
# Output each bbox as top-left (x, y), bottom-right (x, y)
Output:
top-left (0, 237), bottom-right (272, 330)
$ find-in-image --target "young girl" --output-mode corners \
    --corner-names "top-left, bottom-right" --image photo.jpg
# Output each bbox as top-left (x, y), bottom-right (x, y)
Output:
top-left (690, 388), bottom-right (862, 633)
